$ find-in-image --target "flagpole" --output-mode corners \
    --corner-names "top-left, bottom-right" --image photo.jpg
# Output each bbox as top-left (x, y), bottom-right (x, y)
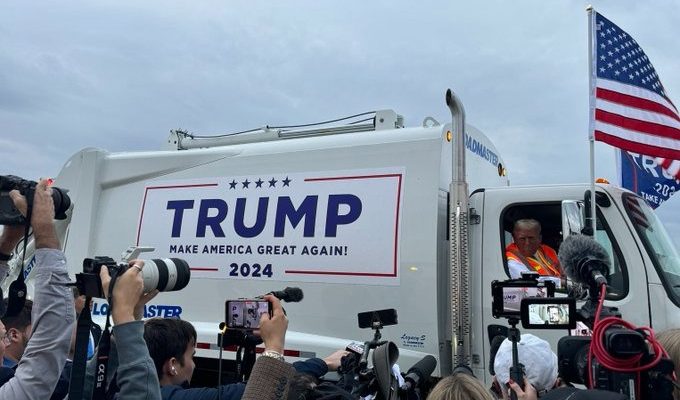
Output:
top-left (587, 5), bottom-right (596, 234)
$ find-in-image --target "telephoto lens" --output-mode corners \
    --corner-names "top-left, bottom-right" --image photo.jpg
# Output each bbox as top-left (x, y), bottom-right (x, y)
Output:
top-left (140, 258), bottom-right (191, 292)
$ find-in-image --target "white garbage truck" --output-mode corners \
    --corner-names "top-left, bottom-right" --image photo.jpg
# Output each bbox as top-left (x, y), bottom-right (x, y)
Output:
top-left (4, 89), bottom-right (680, 382)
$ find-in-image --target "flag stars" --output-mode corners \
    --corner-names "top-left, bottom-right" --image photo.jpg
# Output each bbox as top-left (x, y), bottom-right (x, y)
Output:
top-left (614, 70), bottom-right (620, 76)
top-left (600, 55), bottom-right (606, 61)
top-left (600, 67), bottom-right (606, 73)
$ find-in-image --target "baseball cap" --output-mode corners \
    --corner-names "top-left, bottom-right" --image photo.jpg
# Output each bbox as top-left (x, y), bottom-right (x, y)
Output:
top-left (493, 333), bottom-right (558, 392)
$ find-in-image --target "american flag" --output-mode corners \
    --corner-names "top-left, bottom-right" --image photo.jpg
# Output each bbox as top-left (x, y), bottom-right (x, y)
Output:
top-left (592, 12), bottom-right (680, 180)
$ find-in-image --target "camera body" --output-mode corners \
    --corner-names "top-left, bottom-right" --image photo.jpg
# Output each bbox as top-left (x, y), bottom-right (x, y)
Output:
top-left (0, 175), bottom-right (71, 225)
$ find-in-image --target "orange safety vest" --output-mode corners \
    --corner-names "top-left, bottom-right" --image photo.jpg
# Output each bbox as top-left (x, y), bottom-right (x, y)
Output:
top-left (506, 243), bottom-right (561, 276)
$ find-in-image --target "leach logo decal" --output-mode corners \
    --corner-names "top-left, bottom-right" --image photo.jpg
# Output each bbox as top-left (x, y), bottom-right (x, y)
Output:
top-left (136, 168), bottom-right (404, 285)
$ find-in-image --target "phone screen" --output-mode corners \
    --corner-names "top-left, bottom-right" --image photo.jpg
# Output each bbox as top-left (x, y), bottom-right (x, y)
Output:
top-left (225, 300), bottom-right (270, 329)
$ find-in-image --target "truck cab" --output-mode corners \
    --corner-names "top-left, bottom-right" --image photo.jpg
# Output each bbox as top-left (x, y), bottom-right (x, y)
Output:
top-left (470, 183), bottom-right (680, 379)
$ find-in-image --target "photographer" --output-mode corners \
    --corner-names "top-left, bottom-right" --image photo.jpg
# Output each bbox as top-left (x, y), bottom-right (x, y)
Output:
top-left (96, 259), bottom-right (162, 400)
top-left (0, 179), bottom-right (76, 398)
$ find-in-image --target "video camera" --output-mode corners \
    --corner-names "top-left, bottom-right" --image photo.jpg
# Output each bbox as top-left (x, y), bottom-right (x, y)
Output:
top-left (75, 246), bottom-right (191, 298)
top-left (344, 308), bottom-right (436, 400)
top-left (0, 175), bottom-right (71, 225)
top-left (552, 235), bottom-right (675, 399)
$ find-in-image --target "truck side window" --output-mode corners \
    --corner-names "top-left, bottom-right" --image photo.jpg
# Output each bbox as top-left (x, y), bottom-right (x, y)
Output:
top-left (594, 212), bottom-right (628, 300)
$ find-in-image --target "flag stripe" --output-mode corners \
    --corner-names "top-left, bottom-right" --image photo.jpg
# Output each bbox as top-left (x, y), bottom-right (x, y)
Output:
top-left (595, 109), bottom-right (680, 140)
top-left (595, 130), bottom-right (680, 159)
top-left (596, 98), bottom-right (680, 130)
top-left (594, 120), bottom-right (680, 151)
top-left (597, 79), bottom-right (678, 115)
top-left (596, 87), bottom-right (680, 123)
top-left (657, 158), bottom-right (680, 179)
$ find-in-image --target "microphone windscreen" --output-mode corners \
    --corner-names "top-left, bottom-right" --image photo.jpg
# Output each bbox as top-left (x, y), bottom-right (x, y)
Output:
top-left (283, 287), bottom-right (304, 302)
top-left (558, 235), bottom-right (610, 284)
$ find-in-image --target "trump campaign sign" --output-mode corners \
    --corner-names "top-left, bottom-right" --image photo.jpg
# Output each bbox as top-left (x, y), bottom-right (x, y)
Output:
top-left (136, 168), bottom-right (404, 285)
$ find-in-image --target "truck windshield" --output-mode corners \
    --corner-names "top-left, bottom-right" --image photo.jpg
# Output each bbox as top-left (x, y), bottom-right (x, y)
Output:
top-left (623, 194), bottom-right (680, 305)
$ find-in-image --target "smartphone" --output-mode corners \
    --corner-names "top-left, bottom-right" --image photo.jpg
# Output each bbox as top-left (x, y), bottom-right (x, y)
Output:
top-left (491, 280), bottom-right (555, 318)
top-left (225, 299), bottom-right (271, 330)
top-left (520, 297), bottom-right (576, 329)
top-left (357, 308), bottom-right (398, 329)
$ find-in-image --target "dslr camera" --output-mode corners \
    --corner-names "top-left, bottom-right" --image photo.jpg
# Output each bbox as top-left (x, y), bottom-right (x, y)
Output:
top-left (0, 175), bottom-right (71, 225)
top-left (76, 246), bottom-right (191, 298)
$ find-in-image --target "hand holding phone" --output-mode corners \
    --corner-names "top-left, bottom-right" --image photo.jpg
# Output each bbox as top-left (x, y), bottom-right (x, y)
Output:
top-left (225, 299), bottom-right (272, 330)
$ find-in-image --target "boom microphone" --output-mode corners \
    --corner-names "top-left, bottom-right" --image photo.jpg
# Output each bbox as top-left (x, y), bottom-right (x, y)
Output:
top-left (268, 287), bottom-right (304, 303)
top-left (401, 355), bottom-right (437, 391)
top-left (558, 235), bottom-right (610, 288)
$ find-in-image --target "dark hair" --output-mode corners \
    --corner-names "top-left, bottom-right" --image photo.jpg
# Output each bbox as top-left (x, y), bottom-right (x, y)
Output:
top-left (1, 299), bottom-right (33, 331)
top-left (144, 318), bottom-right (197, 380)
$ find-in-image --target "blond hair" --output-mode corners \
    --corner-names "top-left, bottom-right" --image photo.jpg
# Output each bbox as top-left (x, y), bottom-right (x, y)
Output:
top-left (426, 374), bottom-right (494, 400)
top-left (658, 328), bottom-right (680, 400)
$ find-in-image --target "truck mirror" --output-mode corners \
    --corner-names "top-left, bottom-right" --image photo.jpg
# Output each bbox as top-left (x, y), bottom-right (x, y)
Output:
top-left (561, 200), bottom-right (584, 240)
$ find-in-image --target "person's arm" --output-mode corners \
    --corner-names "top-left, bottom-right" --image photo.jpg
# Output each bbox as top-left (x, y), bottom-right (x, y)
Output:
top-left (100, 260), bottom-right (162, 400)
top-left (508, 259), bottom-right (531, 279)
top-left (0, 180), bottom-right (76, 399)
top-left (242, 295), bottom-right (295, 400)
top-left (291, 349), bottom-right (349, 379)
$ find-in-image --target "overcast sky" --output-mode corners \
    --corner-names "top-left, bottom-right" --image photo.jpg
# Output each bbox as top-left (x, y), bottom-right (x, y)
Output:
top-left (1, 0), bottom-right (679, 246)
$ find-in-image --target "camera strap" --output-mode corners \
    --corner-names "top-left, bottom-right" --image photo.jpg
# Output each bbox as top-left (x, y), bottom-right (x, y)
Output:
top-left (5, 195), bottom-right (33, 318)
top-left (91, 268), bottom-right (122, 400)
top-left (69, 296), bottom-right (96, 400)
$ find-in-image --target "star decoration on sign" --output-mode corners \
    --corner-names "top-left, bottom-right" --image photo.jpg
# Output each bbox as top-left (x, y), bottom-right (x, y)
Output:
top-left (229, 180), bottom-right (237, 189)
top-left (255, 179), bottom-right (263, 188)
top-left (282, 177), bottom-right (291, 187)
top-left (242, 179), bottom-right (250, 189)
top-left (268, 178), bottom-right (277, 187)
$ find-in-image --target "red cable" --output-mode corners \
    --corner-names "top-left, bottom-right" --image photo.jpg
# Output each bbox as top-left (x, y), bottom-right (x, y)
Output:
top-left (587, 283), bottom-right (668, 398)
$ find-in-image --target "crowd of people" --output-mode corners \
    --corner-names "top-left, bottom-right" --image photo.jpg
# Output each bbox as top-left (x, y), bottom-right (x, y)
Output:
top-left (0, 182), bottom-right (679, 400)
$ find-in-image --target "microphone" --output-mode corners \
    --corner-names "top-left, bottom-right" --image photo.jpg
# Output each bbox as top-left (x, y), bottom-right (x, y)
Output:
top-left (558, 235), bottom-right (610, 288)
top-left (268, 287), bottom-right (304, 303)
top-left (401, 355), bottom-right (437, 391)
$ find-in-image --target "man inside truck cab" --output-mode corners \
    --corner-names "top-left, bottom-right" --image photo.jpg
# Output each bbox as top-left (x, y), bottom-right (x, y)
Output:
top-left (505, 219), bottom-right (562, 279)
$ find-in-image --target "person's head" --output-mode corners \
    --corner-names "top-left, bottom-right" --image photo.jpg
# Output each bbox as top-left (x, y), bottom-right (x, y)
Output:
top-left (427, 373), bottom-right (494, 400)
top-left (548, 306), bottom-right (560, 323)
top-left (512, 219), bottom-right (543, 257)
top-left (493, 333), bottom-right (558, 398)
top-left (0, 298), bottom-right (33, 362)
top-left (144, 318), bottom-right (197, 386)
top-left (0, 320), bottom-right (9, 361)
top-left (657, 328), bottom-right (680, 400)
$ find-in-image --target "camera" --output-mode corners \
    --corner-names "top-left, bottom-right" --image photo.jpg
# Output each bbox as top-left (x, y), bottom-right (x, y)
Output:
top-left (225, 299), bottom-right (272, 330)
top-left (491, 274), bottom-right (555, 319)
top-left (76, 247), bottom-right (191, 298)
top-left (0, 175), bottom-right (71, 225)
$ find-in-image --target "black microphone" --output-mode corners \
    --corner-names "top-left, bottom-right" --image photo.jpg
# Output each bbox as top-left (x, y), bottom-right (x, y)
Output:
top-left (558, 235), bottom-right (610, 288)
top-left (268, 287), bottom-right (304, 303)
top-left (401, 355), bottom-right (437, 391)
